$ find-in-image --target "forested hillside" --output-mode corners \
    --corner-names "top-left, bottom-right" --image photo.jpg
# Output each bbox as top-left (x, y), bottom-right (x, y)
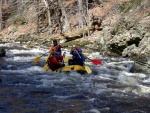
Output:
top-left (0, 0), bottom-right (150, 58)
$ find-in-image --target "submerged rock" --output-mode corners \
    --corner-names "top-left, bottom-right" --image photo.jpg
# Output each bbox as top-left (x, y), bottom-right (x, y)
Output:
top-left (0, 48), bottom-right (6, 57)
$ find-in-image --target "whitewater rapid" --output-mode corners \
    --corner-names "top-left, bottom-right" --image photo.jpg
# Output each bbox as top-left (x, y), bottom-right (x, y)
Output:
top-left (0, 43), bottom-right (149, 113)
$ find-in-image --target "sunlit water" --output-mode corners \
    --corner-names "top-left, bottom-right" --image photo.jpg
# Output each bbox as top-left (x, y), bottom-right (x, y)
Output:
top-left (0, 43), bottom-right (150, 113)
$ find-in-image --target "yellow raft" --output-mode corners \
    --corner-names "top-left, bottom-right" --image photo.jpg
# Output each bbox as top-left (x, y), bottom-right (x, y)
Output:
top-left (43, 64), bottom-right (87, 73)
top-left (43, 56), bottom-right (92, 74)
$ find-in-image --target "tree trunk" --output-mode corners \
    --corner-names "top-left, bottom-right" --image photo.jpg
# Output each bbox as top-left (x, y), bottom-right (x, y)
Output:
top-left (43, 0), bottom-right (52, 35)
top-left (78, 0), bottom-right (83, 29)
top-left (58, 0), bottom-right (71, 32)
top-left (52, 2), bottom-right (63, 34)
top-left (36, 0), bottom-right (39, 34)
top-left (0, 0), bottom-right (2, 32)
top-left (86, 0), bottom-right (90, 36)
top-left (4, 0), bottom-right (8, 4)
top-left (17, 1), bottom-right (23, 15)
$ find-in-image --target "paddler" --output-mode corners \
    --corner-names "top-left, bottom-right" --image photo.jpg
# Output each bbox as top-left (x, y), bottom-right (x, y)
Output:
top-left (49, 39), bottom-right (62, 55)
top-left (68, 46), bottom-right (85, 66)
top-left (47, 50), bottom-right (65, 71)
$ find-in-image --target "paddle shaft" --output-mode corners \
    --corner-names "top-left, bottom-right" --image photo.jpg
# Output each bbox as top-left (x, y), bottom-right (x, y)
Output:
top-left (41, 51), bottom-right (50, 57)
top-left (74, 49), bottom-right (92, 74)
top-left (74, 49), bottom-right (82, 59)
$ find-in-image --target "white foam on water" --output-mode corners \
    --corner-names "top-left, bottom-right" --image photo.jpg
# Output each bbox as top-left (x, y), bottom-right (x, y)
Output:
top-left (133, 73), bottom-right (147, 78)
top-left (96, 75), bottom-right (113, 80)
top-left (95, 89), bottom-right (106, 95)
top-left (120, 71), bottom-right (135, 76)
top-left (120, 71), bottom-right (147, 79)
top-left (26, 66), bottom-right (45, 72)
top-left (10, 48), bottom-right (45, 55)
top-left (122, 87), bottom-right (135, 93)
top-left (1, 66), bottom-right (45, 74)
top-left (89, 109), bottom-right (101, 113)
top-left (137, 85), bottom-right (150, 94)
top-left (39, 79), bottom-right (54, 87)
top-left (13, 56), bottom-right (36, 62)
top-left (1, 43), bottom-right (150, 97)
top-left (143, 77), bottom-right (150, 83)
top-left (38, 72), bottom-right (84, 88)
top-left (118, 75), bottom-right (139, 85)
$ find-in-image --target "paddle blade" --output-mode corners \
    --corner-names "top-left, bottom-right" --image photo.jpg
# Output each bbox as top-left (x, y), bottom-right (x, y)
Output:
top-left (33, 56), bottom-right (41, 63)
top-left (85, 65), bottom-right (92, 74)
top-left (42, 64), bottom-right (49, 71)
top-left (90, 59), bottom-right (102, 65)
top-left (63, 57), bottom-right (69, 63)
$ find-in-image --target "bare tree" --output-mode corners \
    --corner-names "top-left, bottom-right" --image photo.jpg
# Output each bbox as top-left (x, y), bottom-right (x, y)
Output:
top-left (35, 0), bottom-right (39, 34)
top-left (86, 0), bottom-right (90, 36)
top-left (43, 0), bottom-right (52, 35)
top-left (0, 0), bottom-right (2, 32)
top-left (78, 0), bottom-right (84, 29)
top-left (17, 0), bottom-right (24, 15)
top-left (58, 0), bottom-right (71, 32)
top-left (3, 0), bottom-right (8, 4)
top-left (52, 2), bottom-right (63, 33)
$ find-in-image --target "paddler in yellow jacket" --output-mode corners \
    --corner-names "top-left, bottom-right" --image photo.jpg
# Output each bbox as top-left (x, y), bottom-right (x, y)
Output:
top-left (49, 39), bottom-right (62, 56)
top-left (47, 39), bottom-right (65, 71)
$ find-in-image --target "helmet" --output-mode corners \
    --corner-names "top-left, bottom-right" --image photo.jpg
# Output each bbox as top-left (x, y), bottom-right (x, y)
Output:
top-left (75, 47), bottom-right (82, 52)
top-left (53, 39), bottom-right (57, 43)
top-left (77, 48), bottom-right (82, 52)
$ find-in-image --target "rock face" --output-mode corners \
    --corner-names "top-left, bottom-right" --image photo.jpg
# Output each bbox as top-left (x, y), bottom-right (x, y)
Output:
top-left (100, 0), bottom-right (150, 58)
top-left (0, 48), bottom-right (6, 57)
top-left (107, 23), bottom-right (150, 58)
top-left (0, 0), bottom-right (149, 59)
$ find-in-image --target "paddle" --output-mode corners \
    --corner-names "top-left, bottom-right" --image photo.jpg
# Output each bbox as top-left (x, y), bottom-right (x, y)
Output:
top-left (85, 65), bottom-right (92, 74)
top-left (63, 56), bottom-right (102, 65)
top-left (42, 64), bottom-right (50, 71)
top-left (61, 47), bottom-right (101, 65)
top-left (33, 44), bottom-right (61, 63)
top-left (85, 56), bottom-right (102, 65)
top-left (74, 49), bottom-right (92, 74)
top-left (63, 57), bottom-right (69, 63)
top-left (33, 51), bottom-right (49, 63)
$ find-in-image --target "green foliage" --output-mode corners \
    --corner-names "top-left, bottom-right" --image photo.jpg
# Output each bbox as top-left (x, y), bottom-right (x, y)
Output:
top-left (13, 16), bottom-right (26, 25)
top-left (62, 40), bottom-right (91, 48)
top-left (8, 10), bottom-right (27, 25)
top-left (119, 2), bottom-right (131, 13)
top-left (119, 0), bottom-right (142, 13)
top-left (116, 24), bottom-right (125, 33)
top-left (130, 0), bottom-right (142, 4)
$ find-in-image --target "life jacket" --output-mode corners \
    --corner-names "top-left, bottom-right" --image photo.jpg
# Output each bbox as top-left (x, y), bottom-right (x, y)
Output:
top-left (47, 56), bottom-right (61, 69)
top-left (72, 52), bottom-right (85, 61)
top-left (47, 55), bottom-right (63, 69)
top-left (49, 45), bottom-right (62, 55)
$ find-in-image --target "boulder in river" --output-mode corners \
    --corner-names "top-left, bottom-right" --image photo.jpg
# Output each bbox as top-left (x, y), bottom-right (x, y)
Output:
top-left (0, 48), bottom-right (6, 57)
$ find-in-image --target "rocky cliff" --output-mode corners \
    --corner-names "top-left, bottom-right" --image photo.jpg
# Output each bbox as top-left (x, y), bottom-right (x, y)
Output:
top-left (0, 0), bottom-right (149, 59)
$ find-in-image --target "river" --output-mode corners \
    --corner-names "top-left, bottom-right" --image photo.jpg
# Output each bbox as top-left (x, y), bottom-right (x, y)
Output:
top-left (0, 43), bottom-right (150, 113)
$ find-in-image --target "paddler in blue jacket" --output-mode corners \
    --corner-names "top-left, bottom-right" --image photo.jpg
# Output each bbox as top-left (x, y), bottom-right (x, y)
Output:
top-left (68, 47), bottom-right (85, 66)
